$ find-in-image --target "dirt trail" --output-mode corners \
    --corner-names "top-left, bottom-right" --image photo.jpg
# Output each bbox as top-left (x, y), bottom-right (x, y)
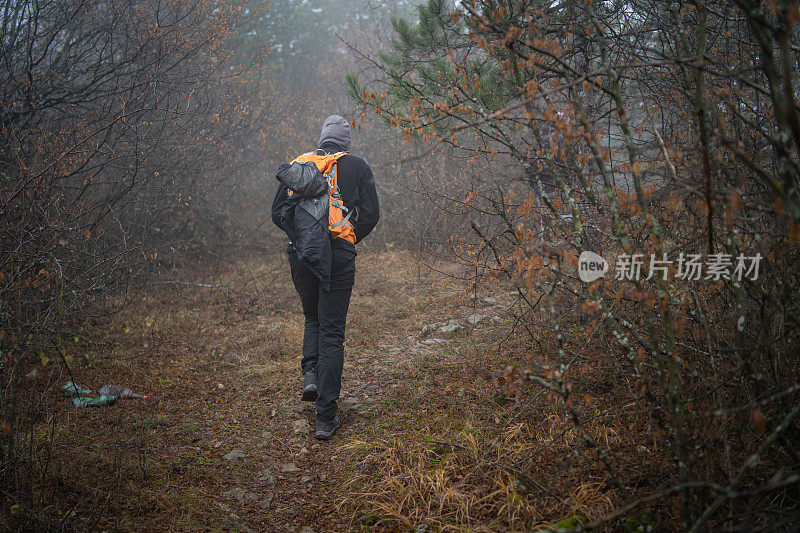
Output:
top-left (56, 250), bottom-right (504, 531)
top-left (205, 251), bottom-right (451, 532)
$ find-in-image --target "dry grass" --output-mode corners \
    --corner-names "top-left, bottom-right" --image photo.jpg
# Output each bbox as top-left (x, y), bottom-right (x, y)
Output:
top-left (9, 246), bottom-right (728, 531)
top-left (8, 248), bottom-right (478, 531)
top-left (339, 400), bottom-right (626, 531)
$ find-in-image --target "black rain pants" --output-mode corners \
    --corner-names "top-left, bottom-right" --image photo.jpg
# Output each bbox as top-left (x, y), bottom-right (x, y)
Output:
top-left (287, 241), bottom-right (356, 422)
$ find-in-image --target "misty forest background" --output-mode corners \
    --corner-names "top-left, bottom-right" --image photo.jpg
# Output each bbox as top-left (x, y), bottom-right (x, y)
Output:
top-left (2, 0), bottom-right (800, 531)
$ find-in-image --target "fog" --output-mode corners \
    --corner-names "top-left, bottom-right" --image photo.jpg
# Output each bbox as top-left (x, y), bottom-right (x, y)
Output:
top-left (2, 0), bottom-right (799, 530)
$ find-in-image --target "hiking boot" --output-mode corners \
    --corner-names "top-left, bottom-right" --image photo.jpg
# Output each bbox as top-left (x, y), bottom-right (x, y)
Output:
top-left (315, 414), bottom-right (340, 440)
top-left (302, 370), bottom-right (318, 402)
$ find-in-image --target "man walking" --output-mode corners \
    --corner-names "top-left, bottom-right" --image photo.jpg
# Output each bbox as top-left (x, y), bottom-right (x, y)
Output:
top-left (271, 115), bottom-right (379, 439)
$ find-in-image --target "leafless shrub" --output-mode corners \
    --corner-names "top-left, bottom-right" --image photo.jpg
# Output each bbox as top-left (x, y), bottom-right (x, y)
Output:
top-left (0, 0), bottom-right (268, 523)
top-left (349, 0), bottom-right (800, 528)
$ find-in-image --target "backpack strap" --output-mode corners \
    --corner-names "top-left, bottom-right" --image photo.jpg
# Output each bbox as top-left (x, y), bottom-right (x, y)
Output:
top-left (327, 160), bottom-right (355, 229)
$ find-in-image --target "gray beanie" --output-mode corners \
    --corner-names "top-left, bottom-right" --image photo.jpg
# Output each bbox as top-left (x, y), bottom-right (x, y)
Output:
top-left (318, 115), bottom-right (351, 152)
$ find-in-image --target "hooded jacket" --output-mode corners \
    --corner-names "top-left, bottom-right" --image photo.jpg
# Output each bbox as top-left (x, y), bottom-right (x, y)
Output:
top-left (271, 124), bottom-right (380, 287)
top-left (272, 142), bottom-right (380, 240)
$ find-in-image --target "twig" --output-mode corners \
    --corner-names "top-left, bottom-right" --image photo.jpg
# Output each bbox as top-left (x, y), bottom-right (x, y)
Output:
top-left (149, 280), bottom-right (228, 288)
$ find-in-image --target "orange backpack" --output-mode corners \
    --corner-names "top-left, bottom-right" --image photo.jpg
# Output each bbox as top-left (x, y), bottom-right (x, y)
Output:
top-left (288, 151), bottom-right (357, 245)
